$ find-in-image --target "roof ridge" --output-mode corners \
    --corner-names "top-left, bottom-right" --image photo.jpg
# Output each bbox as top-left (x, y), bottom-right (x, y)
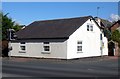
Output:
top-left (35, 16), bottom-right (92, 22)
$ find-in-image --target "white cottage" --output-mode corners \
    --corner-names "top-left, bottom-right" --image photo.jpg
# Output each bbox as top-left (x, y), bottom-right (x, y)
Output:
top-left (9, 16), bottom-right (108, 59)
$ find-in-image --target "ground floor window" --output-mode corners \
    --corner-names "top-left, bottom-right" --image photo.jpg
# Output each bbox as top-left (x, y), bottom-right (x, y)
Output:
top-left (42, 42), bottom-right (50, 53)
top-left (19, 42), bottom-right (26, 53)
top-left (77, 41), bottom-right (82, 53)
top-left (20, 46), bottom-right (26, 51)
top-left (77, 46), bottom-right (82, 51)
top-left (44, 46), bottom-right (50, 51)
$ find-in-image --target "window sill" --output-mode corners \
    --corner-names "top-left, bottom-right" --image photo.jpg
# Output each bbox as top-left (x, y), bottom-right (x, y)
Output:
top-left (19, 51), bottom-right (26, 53)
top-left (41, 51), bottom-right (51, 54)
top-left (77, 52), bottom-right (83, 53)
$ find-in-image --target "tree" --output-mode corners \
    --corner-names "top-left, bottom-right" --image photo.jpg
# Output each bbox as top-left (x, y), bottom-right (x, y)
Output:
top-left (111, 30), bottom-right (120, 47)
top-left (103, 27), bottom-right (111, 41)
top-left (1, 12), bottom-right (23, 56)
top-left (0, 12), bottom-right (2, 40)
top-left (1, 12), bottom-right (23, 40)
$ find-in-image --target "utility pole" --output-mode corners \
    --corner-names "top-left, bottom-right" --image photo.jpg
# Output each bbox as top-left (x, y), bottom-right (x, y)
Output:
top-left (97, 7), bottom-right (100, 17)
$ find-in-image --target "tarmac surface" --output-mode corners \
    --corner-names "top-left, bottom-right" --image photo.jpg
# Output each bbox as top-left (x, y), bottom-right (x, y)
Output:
top-left (2, 56), bottom-right (119, 78)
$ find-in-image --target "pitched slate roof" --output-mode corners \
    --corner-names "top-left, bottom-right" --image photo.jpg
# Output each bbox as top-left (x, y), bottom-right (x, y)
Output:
top-left (101, 19), bottom-right (113, 27)
top-left (94, 17), bottom-right (113, 28)
top-left (16, 16), bottom-right (92, 39)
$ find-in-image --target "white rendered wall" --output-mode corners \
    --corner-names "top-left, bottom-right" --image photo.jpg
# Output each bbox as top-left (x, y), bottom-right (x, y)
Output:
top-left (67, 19), bottom-right (108, 59)
top-left (102, 36), bottom-right (108, 55)
top-left (9, 19), bottom-right (108, 59)
top-left (9, 41), bottom-right (67, 59)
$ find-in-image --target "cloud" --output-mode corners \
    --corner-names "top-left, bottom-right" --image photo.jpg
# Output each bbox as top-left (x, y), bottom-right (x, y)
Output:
top-left (110, 14), bottom-right (120, 22)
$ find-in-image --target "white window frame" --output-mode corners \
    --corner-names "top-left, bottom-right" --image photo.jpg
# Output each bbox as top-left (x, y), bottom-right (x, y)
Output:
top-left (20, 46), bottom-right (26, 50)
top-left (19, 42), bottom-right (26, 53)
top-left (90, 25), bottom-right (93, 31)
top-left (87, 24), bottom-right (93, 31)
top-left (77, 41), bottom-right (83, 53)
top-left (87, 25), bottom-right (89, 31)
top-left (42, 42), bottom-right (51, 54)
top-left (43, 46), bottom-right (50, 52)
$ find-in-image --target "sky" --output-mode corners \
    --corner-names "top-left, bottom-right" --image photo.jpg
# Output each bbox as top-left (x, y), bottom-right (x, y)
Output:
top-left (2, 2), bottom-right (118, 25)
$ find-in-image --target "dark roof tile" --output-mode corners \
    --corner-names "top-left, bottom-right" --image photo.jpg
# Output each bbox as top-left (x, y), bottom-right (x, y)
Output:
top-left (16, 16), bottom-right (92, 39)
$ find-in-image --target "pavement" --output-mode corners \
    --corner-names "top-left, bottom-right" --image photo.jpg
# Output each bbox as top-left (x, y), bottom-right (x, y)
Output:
top-left (2, 56), bottom-right (119, 62)
top-left (1, 56), bottom-right (119, 78)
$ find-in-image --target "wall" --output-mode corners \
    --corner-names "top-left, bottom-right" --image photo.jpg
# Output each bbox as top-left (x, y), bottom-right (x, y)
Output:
top-left (2, 41), bottom-right (9, 57)
top-left (102, 36), bottom-right (108, 55)
top-left (9, 40), bottom-right (67, 59)
top-left (111, 23), bottom-right (120, 32)
top-left (67, 19), bottom-right (108, 59)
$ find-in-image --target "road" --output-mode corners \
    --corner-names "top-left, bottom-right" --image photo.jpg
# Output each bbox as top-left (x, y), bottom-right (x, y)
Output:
top-left (2, 56), bottom-right (119, 78)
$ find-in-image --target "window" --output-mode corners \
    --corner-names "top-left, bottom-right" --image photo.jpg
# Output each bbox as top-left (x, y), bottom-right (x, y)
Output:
top-left (87, 25), bottom-right (89, 31)
top-left (19, 42), bottom-right (26, 53)
top-left (87, 24), bottom-right (93, 31)
top-left (77, 41), bottom-right (82, 44)
top-left (77, 41), bottom-right (82, 52)
top-left (90, 25), bottom-right (93, 31)
top-left (44, 46), bottom-right (50, 51)
top-left (43, 42), bottom-right (50, 52)
top-left (100, 34), bottom-right (102, 40)
top-left (77, 46), bottom-right (82, 51)
top-left (20, 46), bottom-right (26, 50)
